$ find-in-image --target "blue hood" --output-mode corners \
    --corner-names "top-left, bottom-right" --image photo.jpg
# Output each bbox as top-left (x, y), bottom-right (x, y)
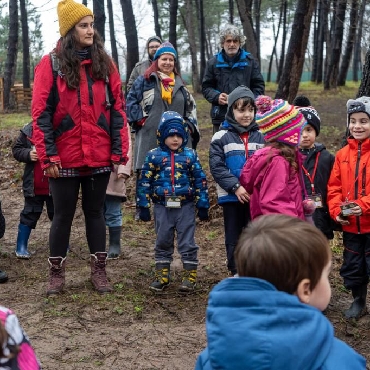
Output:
top-left (196, 278), bottom-right (365, 370)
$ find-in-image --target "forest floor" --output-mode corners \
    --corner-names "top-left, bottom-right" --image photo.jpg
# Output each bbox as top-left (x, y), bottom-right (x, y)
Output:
top-left (0, 85), bottom-right (370, 369)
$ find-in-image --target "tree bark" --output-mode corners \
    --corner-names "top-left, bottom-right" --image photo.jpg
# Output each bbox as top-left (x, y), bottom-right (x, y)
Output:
top-left (196, 0), bottom-right (206, 82)
top-left (353, 0), bottom-right (365, 82)
top-left (151, 0), bottom-right (162, 40)
top-left (107, 0), bottom-right (119, 70)
top-left (324, 0), bottom-right (346, 89)
top-left (315, 0), bottom-right (329, 84)
top-left (169, 0), bottom-right (178, 50)
top-left (357, 46), bottom-right (370, 97)
top-left (3, 0), bottom-right (18, 110)
top-left (235, 0), bottom-right (258, 60)
top-left (276, 0), bottom-right (287, 84)
top-left (276, 0), bottom-right (316, 101)
top-left (267, 7), bottom-right (282, 83)
top-left (120, 0), bottom-right (139, 94)
top-left (93, 0), bottom-right (106, 41)
top-left (20, 0), bottom-right (30, 88)
top-left (337, 0), bottom-right (358, 86)
top-left (229, 0), bottom-right (234, 24)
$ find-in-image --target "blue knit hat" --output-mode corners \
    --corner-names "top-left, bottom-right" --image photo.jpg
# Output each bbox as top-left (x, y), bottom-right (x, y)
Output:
top-left (157, 111), bottom-right (188, 148)
top-left (154, 41), bottom-right (177, 61)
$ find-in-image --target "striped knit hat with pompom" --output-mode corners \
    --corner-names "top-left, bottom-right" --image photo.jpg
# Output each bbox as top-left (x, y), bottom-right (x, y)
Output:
top-left (255, 95), bottom-right (307, 147)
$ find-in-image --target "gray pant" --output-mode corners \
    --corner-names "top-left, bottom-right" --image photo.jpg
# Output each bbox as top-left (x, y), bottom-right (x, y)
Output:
top-left (153, 202), bottom-right (198, 265)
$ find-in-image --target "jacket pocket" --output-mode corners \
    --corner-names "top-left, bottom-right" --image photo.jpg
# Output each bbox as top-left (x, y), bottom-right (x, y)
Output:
top-left (54, 115), bottom-right (75, 139)
top-left (97, 113), bottom-right (110, 135)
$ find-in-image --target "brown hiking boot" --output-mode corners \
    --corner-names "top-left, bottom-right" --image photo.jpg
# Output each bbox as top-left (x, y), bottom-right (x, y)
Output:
top-left (47, 257), bottom-right (66, 295)
top-left (90, 252), bottom-right (113, 294)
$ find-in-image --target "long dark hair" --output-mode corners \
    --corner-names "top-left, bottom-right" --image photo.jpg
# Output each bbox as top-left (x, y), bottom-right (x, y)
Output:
top-left (55, 29), bottom-right (114, 90)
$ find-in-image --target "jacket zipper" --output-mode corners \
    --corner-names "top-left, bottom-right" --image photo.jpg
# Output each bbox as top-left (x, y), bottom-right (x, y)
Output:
top-left (354, 142), bottom-right (361, 234)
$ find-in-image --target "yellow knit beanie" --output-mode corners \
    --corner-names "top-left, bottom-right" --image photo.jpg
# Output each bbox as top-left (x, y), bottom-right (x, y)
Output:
top-left (57, 0), bottom-right (94, 37)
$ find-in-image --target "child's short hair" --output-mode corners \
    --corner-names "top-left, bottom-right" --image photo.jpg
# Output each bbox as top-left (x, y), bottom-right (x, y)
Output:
top-left (235, 214), bottom-right (331, 294)
top-left (232, 97), bottom-right (257, 113)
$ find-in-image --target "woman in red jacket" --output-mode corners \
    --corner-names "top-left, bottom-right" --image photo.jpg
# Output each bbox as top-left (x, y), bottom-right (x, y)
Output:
top-left (32, 0), bottom-right (129, 295)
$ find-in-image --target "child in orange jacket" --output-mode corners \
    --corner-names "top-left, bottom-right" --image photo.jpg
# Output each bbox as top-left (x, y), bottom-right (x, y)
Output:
top-left (327, 96), bottom-right (370, 320)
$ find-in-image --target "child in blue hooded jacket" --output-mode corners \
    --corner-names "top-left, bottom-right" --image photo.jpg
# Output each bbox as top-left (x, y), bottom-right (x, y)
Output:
top-left (137, 111), bottom-right (209, 293)
top-left (195, 214), bottom-right (366, 370)
top-left (209, 85), bottom-right (264, 275)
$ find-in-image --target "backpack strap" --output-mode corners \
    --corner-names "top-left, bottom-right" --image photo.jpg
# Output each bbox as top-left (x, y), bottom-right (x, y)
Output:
top-left (49, 52), bottom-right (112, 110)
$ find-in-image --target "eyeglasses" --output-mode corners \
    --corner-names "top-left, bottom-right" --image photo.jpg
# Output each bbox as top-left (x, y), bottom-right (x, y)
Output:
top-left (149, 46), bottom-right (160, 49)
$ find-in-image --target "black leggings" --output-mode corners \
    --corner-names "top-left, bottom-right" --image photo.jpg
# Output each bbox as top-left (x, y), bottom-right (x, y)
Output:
top-left (49, 173), bottom-right (110, 257)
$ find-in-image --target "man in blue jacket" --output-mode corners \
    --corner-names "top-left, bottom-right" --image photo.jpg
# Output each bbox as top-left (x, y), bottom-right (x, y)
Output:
top-left (202, 24), bottom-right (265, 134)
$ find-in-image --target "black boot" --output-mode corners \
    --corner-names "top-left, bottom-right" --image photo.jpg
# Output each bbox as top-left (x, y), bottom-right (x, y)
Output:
top-left (179, 263), bottom-right (197, 292)
top-left (150, 263), bottom-right (170, 292)
top-left (107, 226), bottom-right (121, 259)
top-left (344, 284), bottom-right (368, 319)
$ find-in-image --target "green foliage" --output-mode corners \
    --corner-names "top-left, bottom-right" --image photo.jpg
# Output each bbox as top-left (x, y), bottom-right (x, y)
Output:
top-left (0, 0), bottom-right (43, 81)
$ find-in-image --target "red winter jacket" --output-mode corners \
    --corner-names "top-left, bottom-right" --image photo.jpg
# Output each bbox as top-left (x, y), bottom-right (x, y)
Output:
top-left (32, 54), bottom-right (129, 170)
top-left (240, 146), bottom-right (305, 221)
top-left (327, 138), bottom-right (370, 234)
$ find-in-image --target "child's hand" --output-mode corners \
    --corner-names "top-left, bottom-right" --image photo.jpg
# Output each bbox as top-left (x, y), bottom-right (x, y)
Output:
top-left (336, 215), bottom-right (350, 225)
top-left (30, 149), bottom-right (38, 162)
top-left (350, 204), bottom-right (363, 216)
top-left (218, 93), bottom-right (228, 105)
top-left (235, 186), bottom-right (250, 204)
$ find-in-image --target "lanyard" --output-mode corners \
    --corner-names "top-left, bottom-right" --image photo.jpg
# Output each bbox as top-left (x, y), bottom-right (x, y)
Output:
top-left (170, 151), bottom-right (175, 194)
top-left (301, 152), bottom-right (320, 194)
top-left (240, 132), bottom-right (249, 158)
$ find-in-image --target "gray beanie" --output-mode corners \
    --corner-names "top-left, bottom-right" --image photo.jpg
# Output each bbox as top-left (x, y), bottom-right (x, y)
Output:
top-left (347, 96), bottom-right (370, 126)
top-left (227, 86), bottom-right (255, 109)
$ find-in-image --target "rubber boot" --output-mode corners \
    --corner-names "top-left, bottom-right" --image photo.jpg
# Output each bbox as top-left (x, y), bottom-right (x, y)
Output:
top-left (90, 252), bottom-right (113, 294)
top-left (179, 263), bottom-right (197, 292)
top-left (150, 263), bottom-right (170, 292)
top-left (0, 269), bottom-right (8, 283)
top-left (15, 223), bottom-right (32, 259)
top-left (46, 257), bottom-right (66, 295)
top-left (107, 226), bottom-right (121, 259)
top-left (344, 284), bottom-right (368, 319)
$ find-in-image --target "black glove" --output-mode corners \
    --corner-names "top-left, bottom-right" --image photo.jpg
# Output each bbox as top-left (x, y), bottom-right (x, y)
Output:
top-left (198, 208), bottom-right (209, 221)
top-left (139, 207), bottom-right (151, 222)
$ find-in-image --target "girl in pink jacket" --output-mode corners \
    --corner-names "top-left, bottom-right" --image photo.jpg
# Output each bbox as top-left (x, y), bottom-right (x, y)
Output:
top-left (240, 96), bottom-right (312, 221)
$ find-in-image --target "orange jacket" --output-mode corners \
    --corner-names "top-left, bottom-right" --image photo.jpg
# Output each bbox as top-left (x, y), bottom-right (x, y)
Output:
top-left (327, 138), bottom-right (370, 233)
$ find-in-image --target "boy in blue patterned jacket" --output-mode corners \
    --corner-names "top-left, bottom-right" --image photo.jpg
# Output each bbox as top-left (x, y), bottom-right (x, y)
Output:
top-left (137, 111), bottom-right (209, 292)
top-left (210, 86), bottom-right (264, 276)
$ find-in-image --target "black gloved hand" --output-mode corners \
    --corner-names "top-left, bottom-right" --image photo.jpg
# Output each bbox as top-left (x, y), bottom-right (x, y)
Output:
top-left (198, 208), bottom-right (209, 221)
top-left (139, 207), bottom-right (151, 222)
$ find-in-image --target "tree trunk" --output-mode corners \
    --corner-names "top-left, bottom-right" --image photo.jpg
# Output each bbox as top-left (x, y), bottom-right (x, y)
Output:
top-left (324, 0), bottom-right (346, 89)
top-left (151, 0), bottom-right (162, 40)
top-left (311, 3), bottom-right (318, 82)
top-left (276, 0), bottom-right (287, 84)
top-left (235, 0), bottom-right (258, 60)
top-left (267, 5), bottom-right (283, 83)
top-left (93, 0), bottom-right (106, 41)
top-left (357, 47), bottom-right (370, 97)
top-left (20, 0), bottom-right (30, 88)
top-left (3, 0), bottom-right (18, 110)
top-left (107, 0), bottom-right (119, 70)
top-left (229, 0), bottom-right (234, 24)
top-left (253, 0), bottom-right (261, 61)
top-left (315, 0), bottom-right (329, 84)
top-left (181, 0), bottom-right (200, 92)
top-left (196, 0), bottom-right (206, 83)
top-left (353, 0), bottom-right (365, 82)
top-left (120, 0), bottom-right (139, 94)
top-left (169, 0), bottom-right (178, 50)
top-left (276, 0), bottom-right (316, 101)
top-left (337, 0), bottom-right (358, 86)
